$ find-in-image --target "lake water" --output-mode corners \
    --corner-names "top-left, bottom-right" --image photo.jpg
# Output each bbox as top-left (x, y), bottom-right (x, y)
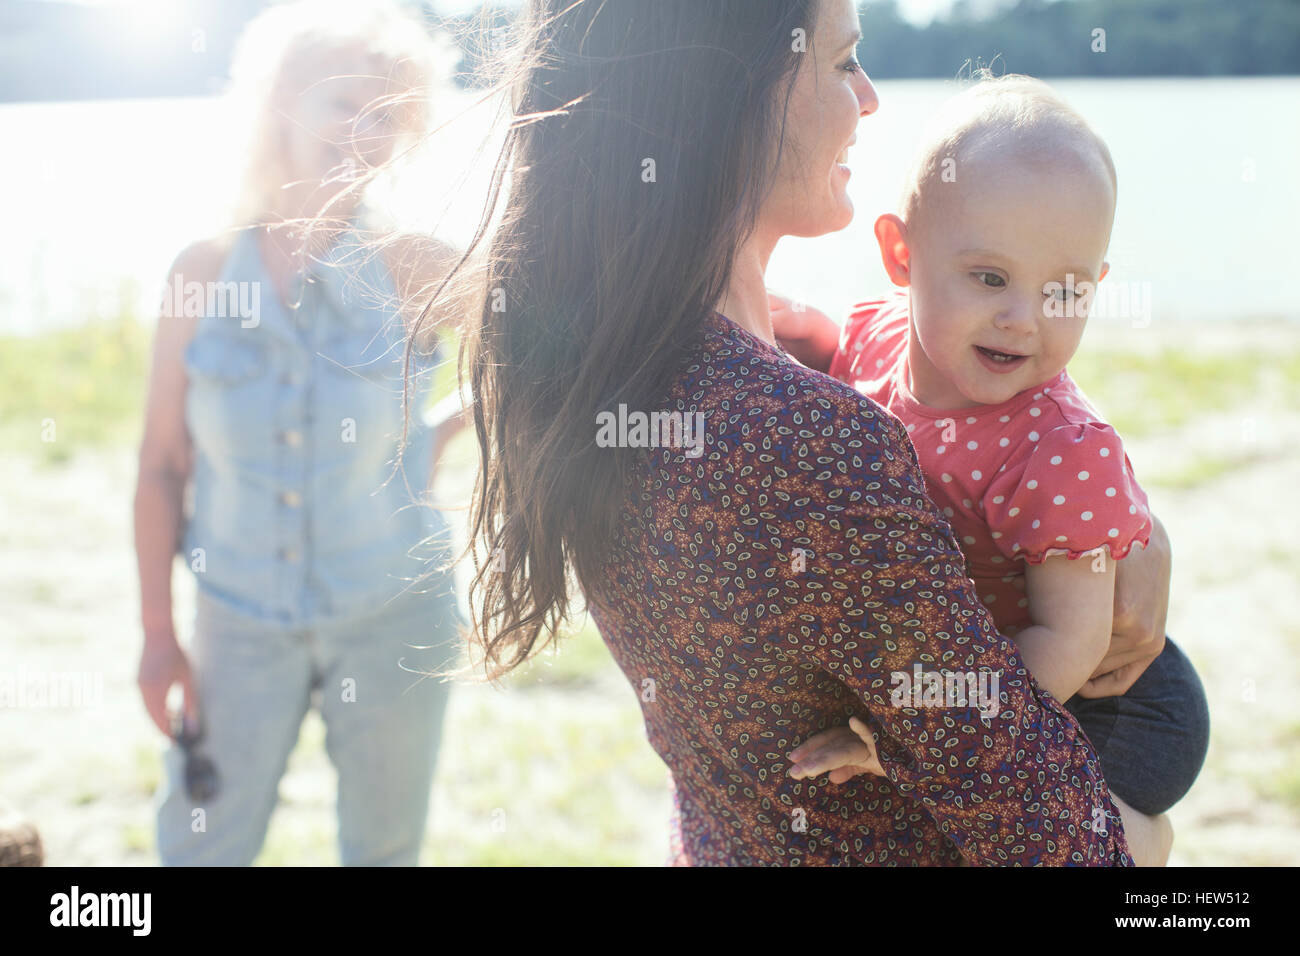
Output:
top-left (2, 76), bottom-right (1297, 334)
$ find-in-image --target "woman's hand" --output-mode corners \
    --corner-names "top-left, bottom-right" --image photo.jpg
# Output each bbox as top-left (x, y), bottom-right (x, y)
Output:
top-left (1076, 514), bottom-right (1171, 698)
top-left (787, 716), bottom-right (885, 784)
top-left (767, 291), bottom-right (839, 372)
top-left (138, 630), bottom-right (198, 737)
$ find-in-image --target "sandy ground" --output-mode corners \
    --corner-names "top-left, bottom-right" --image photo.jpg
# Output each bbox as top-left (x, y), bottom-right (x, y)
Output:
top-left (2, 319), bottom-right (1298, 866)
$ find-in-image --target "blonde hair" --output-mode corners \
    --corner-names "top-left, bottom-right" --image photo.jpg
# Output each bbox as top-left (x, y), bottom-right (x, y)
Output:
top-left (223, 0), bottom-right (458, 228)
top-left (899, 71), bottom-right (1117, 228)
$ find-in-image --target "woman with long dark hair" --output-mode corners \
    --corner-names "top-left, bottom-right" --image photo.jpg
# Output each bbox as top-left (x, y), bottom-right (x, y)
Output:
top-left (429, 0), bottom-right (1176, 864)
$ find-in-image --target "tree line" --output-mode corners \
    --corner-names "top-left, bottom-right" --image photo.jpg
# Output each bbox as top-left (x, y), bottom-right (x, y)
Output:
top-left (445, 0), bottom-right (1300, 84)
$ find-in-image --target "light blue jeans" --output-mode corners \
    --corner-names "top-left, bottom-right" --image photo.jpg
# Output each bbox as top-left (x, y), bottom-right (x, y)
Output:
top-left (154, 580), bottom-right (462, 866)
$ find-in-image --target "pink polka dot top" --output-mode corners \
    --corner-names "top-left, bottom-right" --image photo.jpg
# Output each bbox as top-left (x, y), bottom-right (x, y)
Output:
top-left (828, 292), bottom-right (1153, 632)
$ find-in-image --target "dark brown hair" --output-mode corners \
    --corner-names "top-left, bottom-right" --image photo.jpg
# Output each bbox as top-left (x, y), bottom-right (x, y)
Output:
top-left (414, 0), bottom-right (823, 680)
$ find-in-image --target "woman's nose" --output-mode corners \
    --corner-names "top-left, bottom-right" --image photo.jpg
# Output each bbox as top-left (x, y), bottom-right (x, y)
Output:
top-left (858, 73), bottom-right (879, 117)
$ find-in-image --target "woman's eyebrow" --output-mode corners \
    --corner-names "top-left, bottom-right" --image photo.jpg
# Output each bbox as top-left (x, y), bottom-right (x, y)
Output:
top-left (839, 28), bottom-right (863, 51)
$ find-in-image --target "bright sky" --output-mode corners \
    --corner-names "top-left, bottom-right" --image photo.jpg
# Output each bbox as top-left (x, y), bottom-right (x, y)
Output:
top-left (59, 0), bottom-right (970, 29)
top-left (430, 0), bottom-right (964, 27)
top-left (894, 0), bottom-right (964, 24)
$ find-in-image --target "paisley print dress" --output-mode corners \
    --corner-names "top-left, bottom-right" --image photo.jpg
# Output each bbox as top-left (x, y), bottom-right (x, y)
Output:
top-left (585, 309), bottom-right (1135, 866)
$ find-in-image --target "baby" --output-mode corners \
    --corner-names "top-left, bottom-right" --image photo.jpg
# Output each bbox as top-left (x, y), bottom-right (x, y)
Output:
top-left (772, 75), bottom-right (1208, 852)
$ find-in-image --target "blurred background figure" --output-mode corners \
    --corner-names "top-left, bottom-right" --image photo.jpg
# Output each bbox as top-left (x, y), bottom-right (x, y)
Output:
top-left (131, 0), bottom-right (469, 865)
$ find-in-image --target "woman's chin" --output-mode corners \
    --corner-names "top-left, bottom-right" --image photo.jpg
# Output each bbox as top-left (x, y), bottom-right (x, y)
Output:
top-left (784, 191), bottom-right (855, 238)
top-left (812, 194), bottom-right (855, 235)
top-left (827, 194), bottom-right (855, 231)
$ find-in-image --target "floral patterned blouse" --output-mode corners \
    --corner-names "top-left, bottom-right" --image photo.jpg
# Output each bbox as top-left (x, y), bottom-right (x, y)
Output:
top-left (586, 309), bottom-right (1134, 866)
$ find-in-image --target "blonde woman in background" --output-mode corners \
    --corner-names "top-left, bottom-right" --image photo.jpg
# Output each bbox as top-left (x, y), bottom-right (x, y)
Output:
top-left (133, 0), bottom-right (471, 866)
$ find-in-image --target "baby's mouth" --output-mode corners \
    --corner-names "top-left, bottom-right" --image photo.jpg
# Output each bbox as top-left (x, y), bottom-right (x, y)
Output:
top-left (975, 345), bottom-right (1030, 368)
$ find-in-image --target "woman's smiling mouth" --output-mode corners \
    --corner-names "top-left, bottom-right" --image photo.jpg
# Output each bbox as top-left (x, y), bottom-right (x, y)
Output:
top-left (835, 137), bottom-right (856, 173)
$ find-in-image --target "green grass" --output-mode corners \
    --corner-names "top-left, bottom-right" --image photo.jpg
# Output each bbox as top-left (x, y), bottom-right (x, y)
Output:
top-left (1258, 756), bottom-right (1300, 812)
top-left (121, 822), bottom-right (152, 854)
top-left (1146, 449), bottom-right (1273, 490)
top-left (420, 680), bottom-right (665, 865)
top-left (1068, 345), bottom-right (1300, 438)
top-left (256, 822), bottom-right (337, 867)
top-left (503, 615), bottom-right (620, 690)
top-left (132, 742), bottom-right (161, 796)
top-left (0, 315), bottom-right (151, 464)
top-left (425, 832), bottom-right (641, 866)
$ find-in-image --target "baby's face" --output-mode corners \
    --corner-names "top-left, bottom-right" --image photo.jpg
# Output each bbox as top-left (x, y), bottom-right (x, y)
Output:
top-left (903, 152), bottom-right (1115, 408)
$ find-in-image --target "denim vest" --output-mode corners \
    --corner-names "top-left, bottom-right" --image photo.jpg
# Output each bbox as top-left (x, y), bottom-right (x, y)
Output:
top-left (181, 226), bottom-right (452, 626)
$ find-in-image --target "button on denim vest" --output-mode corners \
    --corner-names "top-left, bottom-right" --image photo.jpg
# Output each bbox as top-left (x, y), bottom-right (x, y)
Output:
top-left (181, 226), bottom-right (451, 626)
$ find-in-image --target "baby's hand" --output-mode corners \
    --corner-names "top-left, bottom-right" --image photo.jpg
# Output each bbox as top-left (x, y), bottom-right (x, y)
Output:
top-left (787, 716), bottom-right (885, 784)
top-left (767, 291), bottom-right (838, 372)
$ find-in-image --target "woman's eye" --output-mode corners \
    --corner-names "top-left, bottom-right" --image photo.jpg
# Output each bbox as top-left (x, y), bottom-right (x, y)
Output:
top-left (973, 272), bottom-right (1005, 288)
top-left (843, 57), bottom-right (862, 74)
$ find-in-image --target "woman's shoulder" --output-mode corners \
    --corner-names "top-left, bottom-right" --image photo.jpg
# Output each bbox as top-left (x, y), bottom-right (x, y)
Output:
top-left (154, 234), bottom-right (240, 344)
top-left (694, 310), bottom-right (902, 430)
top-left (167, 234), bottom-right (237, 287)
top-left (668, 312), bottom-right (923, 498)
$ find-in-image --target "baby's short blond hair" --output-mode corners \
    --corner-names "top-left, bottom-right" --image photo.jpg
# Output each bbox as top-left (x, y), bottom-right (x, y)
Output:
top-left (899, 71), bottom-right (1117, 228)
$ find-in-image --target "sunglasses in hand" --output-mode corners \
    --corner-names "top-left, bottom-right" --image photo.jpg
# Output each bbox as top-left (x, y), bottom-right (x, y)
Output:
top-left (170, 712), bottom-right (220, 803)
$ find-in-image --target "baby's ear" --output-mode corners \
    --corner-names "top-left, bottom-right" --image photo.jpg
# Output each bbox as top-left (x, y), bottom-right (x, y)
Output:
top-left (1098, 261), bottom-right (1110, 282)
top-left (874, 214), bottom-right (911, 287)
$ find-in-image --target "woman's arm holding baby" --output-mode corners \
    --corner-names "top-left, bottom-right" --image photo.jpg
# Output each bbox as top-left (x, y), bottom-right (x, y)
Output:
top-left (1081, 514), bottom-right (1171, 697)
top-left (1014, 550), bottom-right (1117, 702)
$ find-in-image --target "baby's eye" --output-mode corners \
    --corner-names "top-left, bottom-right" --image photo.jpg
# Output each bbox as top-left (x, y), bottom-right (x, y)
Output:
top-left (973, 272), bottom-right (1005, 288)
top-left (1047, 286), bottom-right (1077, 301)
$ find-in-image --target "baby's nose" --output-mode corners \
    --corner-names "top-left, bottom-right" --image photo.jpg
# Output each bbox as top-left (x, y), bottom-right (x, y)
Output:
top-left (995, 300), bottom-right (1039, 331)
